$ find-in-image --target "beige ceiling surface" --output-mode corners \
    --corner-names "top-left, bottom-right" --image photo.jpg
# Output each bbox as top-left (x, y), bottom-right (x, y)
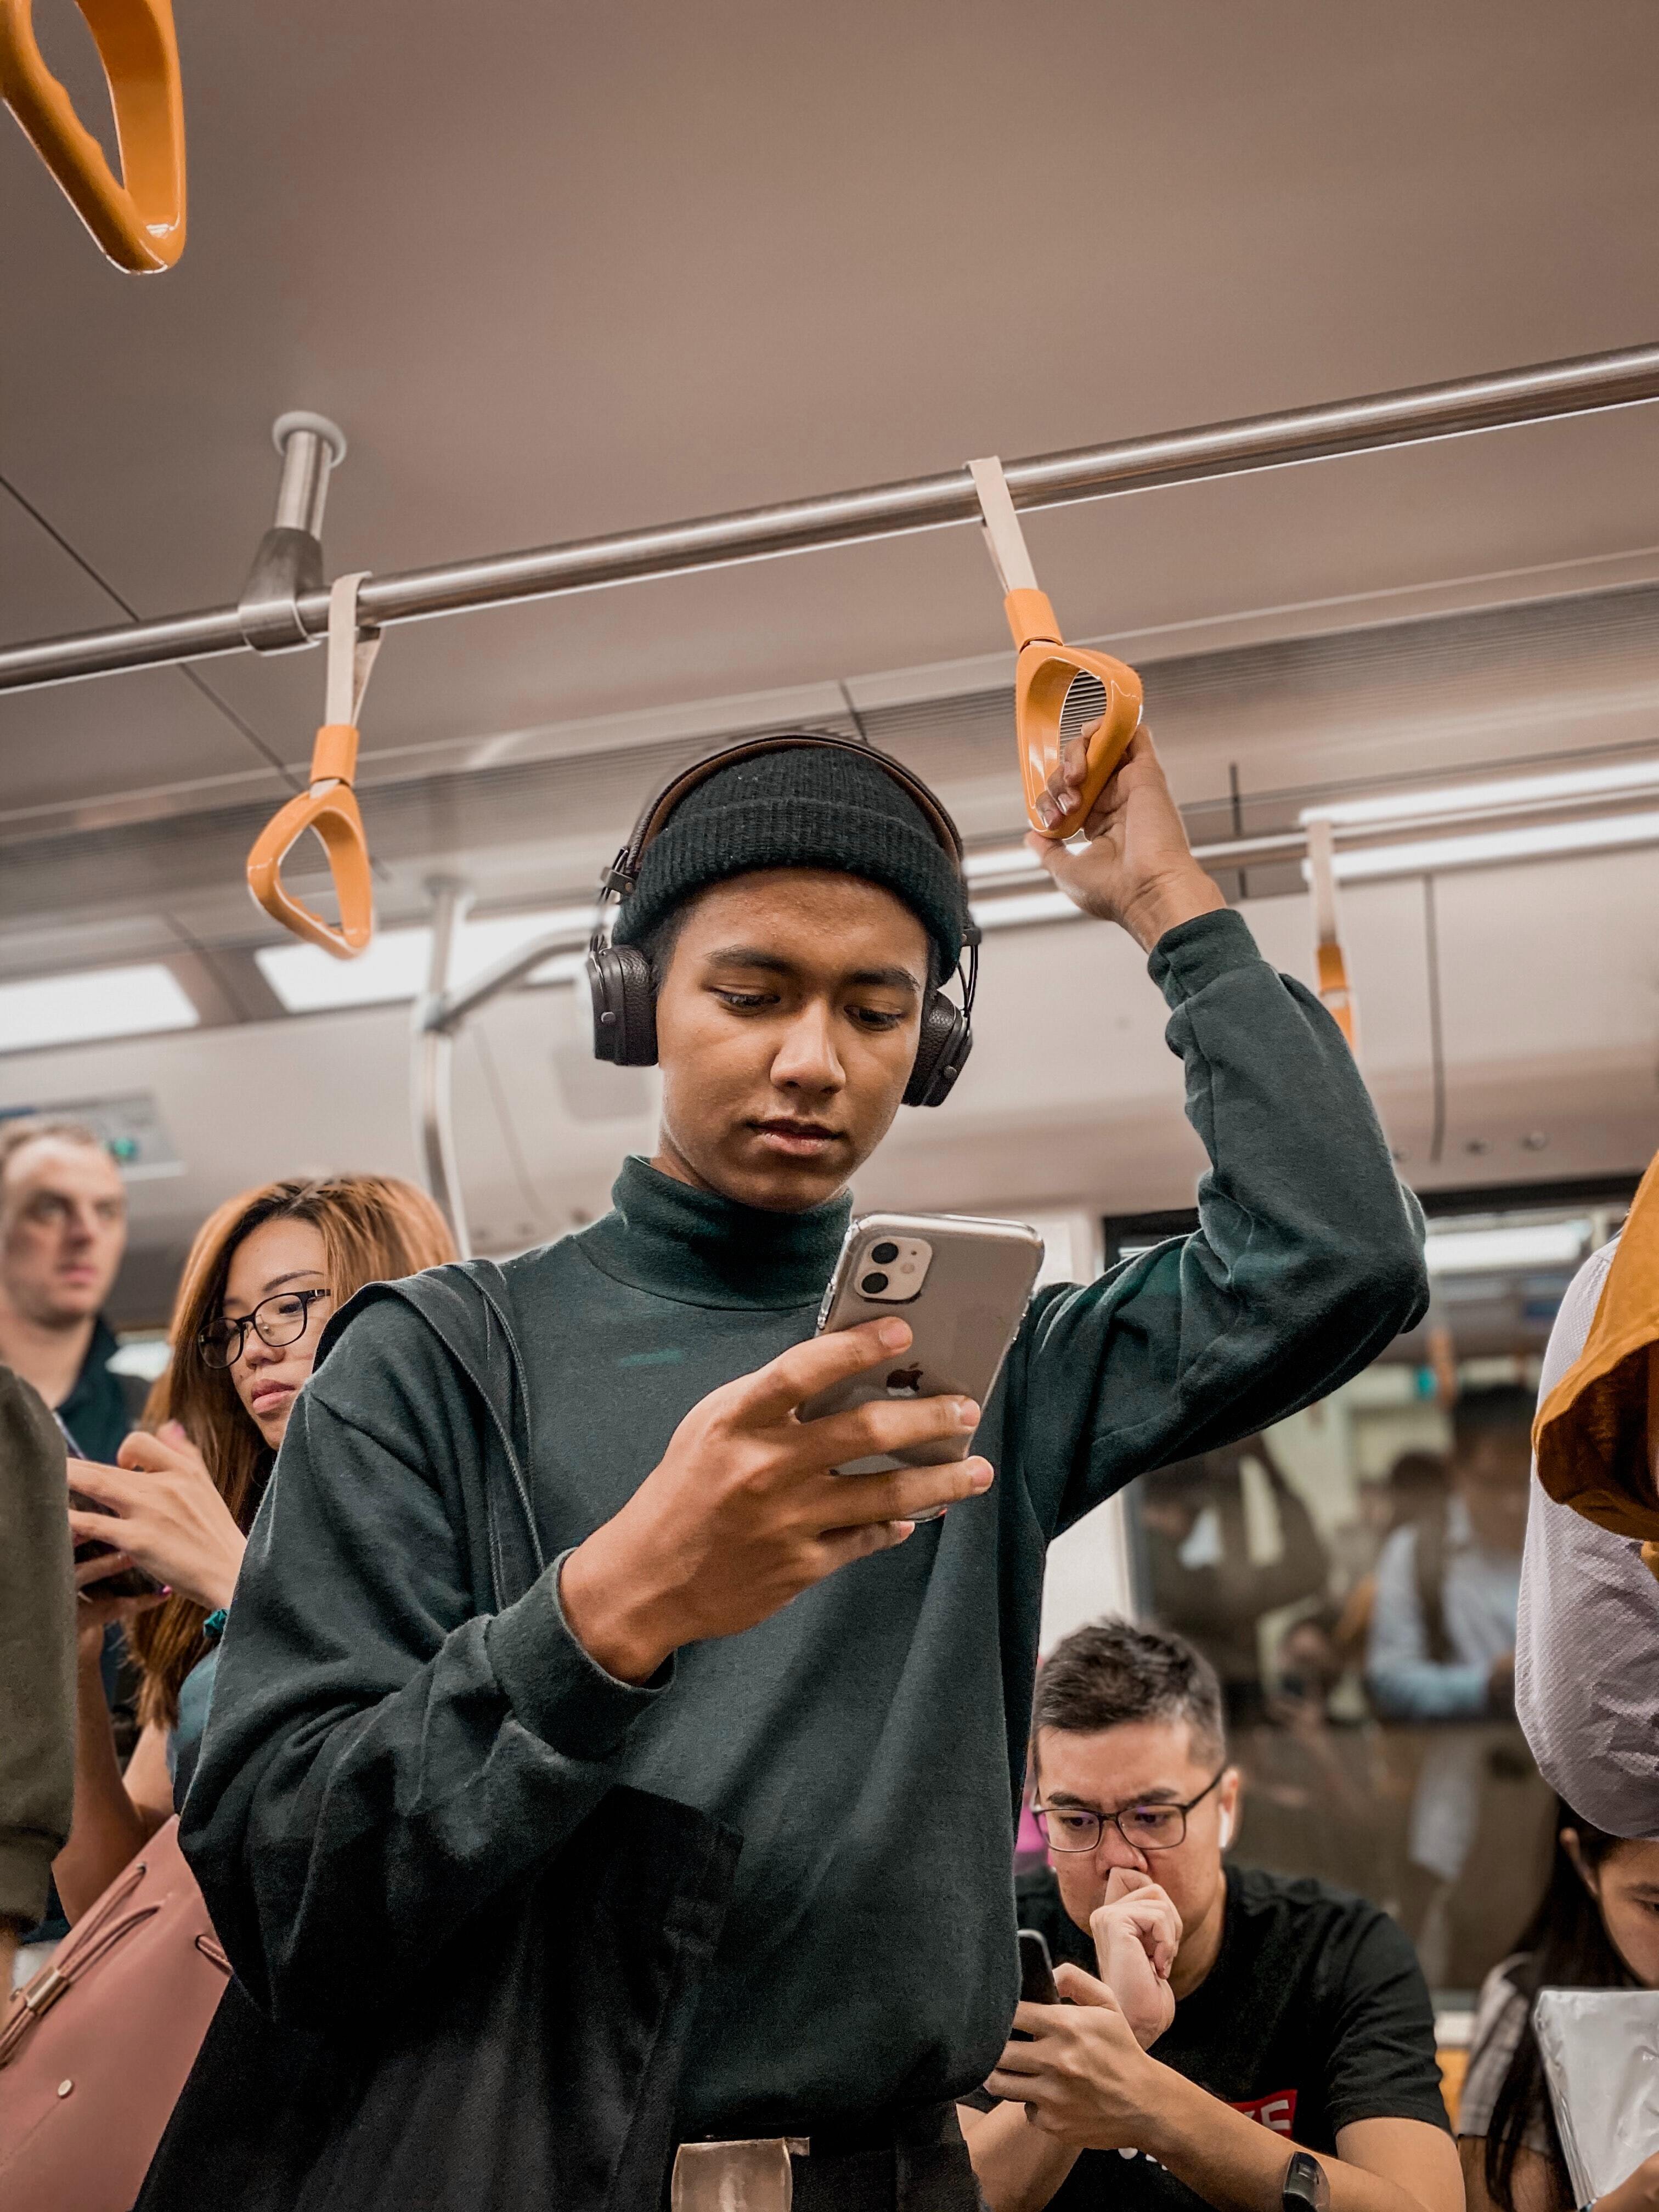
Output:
top-left (3, 0), bottom-right (1658, 834)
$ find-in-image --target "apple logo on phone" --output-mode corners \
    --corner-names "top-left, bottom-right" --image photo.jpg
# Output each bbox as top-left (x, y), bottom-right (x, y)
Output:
top-left (886, 1365), bottom-right (924, 1395)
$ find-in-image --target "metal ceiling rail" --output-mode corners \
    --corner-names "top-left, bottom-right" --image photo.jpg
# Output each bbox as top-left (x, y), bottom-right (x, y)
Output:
top-left (3, 342), bottom-right (1658, 696)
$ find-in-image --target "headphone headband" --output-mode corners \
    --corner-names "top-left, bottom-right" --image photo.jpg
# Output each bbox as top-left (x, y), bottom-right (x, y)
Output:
top-left (587, 728), bottom-right (978, 1107)
top-left (600, 729), bottom-right (966, 904)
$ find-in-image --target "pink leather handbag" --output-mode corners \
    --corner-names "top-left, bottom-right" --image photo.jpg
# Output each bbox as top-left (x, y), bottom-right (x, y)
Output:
top-left (0, 1817), bottom-right (231, 2211)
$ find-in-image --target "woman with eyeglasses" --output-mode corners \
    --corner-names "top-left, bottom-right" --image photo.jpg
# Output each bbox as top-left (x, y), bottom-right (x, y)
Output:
top-left (53, 1176), bottom-right (454, 1920)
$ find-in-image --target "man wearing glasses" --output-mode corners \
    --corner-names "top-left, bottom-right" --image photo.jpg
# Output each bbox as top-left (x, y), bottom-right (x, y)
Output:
top-left (966, 1619), bottom-right (1459, 2212)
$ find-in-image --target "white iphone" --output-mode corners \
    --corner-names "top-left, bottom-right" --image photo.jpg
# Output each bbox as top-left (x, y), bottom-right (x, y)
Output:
top-left (799, 1211), bottom-right (1045, 1505)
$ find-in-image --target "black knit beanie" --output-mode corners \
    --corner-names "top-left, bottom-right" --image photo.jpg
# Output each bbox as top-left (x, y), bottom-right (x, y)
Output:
top-left (613, 743), bottom-right (968, 972)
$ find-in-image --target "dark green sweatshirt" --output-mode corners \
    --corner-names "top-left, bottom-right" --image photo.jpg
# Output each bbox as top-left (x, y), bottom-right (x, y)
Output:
top-left (181, 909), bottom-right (1427, 2138)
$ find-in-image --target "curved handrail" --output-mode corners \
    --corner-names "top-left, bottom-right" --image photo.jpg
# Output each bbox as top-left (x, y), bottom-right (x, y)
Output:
top-left (0, 0), bottom-right (185, 273)
top-left (246, 575), bottom-right (379, 959)
top-left (968, 458), bottom-right (1144, 840)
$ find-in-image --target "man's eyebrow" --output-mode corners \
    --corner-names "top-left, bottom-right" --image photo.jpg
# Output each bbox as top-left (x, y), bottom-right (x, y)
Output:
top-left (848, 966), bottom-right (922, 994)
top-left (703, 947), bottom-right (922, 992)
top-left (705, 946), bottom-right (795, 975)
top-left (1046, 1785), bottom-right (1184, 1810)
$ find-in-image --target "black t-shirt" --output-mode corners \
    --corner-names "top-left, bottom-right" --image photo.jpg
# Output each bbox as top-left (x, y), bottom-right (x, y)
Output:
top-left (1013, 1863), bottom-right (1449, 2212)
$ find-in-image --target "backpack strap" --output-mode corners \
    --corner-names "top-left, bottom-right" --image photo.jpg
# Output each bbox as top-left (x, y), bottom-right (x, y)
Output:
top-left (318, 1262), bottom-right (546, 1611)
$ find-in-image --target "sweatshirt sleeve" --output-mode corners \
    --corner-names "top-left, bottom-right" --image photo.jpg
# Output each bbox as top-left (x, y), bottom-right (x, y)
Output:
top-left (1009, 907), bottom-right (1428, 1536)
top-left (178, 1300), bottom-right (668, 2027)
top-left (0, 1369), bottom-right (75, 1929)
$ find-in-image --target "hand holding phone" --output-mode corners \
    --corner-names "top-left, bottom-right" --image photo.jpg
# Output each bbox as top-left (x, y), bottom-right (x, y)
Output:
top-left (557, 1319), bottom-right (997, 1684)
top-left (67, 1472), bottom-right (165, 1601)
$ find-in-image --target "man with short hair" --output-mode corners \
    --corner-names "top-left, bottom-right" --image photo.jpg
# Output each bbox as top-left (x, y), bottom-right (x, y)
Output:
top-left (1367, 1386), bottom-right (1533, 1725)
top-left (177, 730), bottom-right (1429, 2209)
top-left (973, 1618), bottom-right (1459, 2212)
top-left (0, 1118), bottom-right (138, 1462)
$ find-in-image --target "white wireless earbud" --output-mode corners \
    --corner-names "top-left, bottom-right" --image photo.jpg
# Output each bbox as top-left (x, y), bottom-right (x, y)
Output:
top-left (1218, 1809), bottom-right (1234, 1850)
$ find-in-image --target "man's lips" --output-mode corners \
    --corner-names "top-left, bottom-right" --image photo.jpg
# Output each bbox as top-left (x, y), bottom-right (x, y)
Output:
top-left (748, 1119), bottom-right (844, 1156)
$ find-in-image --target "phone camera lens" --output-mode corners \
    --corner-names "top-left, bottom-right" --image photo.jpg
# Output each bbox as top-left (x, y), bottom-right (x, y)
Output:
top-left (870, 1240), bottom-right (900, 1265)
top-left (860, 1271), bottom-right (890, 1295)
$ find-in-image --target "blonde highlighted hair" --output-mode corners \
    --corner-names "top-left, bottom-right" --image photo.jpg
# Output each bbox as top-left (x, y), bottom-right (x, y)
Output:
top-left (130, 1175), bottom-right (455, 1726)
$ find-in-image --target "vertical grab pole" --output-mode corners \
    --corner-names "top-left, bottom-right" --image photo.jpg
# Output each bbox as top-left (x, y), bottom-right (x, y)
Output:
top-left (1304, 817), bottom-right (1358, 1053)
top-left (414, 876), bottom-right (474, 1259)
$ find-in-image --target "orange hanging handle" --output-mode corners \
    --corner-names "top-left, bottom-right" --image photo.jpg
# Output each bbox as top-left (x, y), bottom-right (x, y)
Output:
top-left (246, 574), bottom-right (378, 959)
top-left (968, 458), bottom-right (1144, 841)
top-left (1305, 815), bottom-right (1358, 1052)
top-left (0, 0), bottom-right (185, 273)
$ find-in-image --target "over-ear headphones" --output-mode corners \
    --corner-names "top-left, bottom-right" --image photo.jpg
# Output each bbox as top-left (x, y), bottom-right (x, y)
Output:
top-left (588, 731), bottom-right (977, 1108)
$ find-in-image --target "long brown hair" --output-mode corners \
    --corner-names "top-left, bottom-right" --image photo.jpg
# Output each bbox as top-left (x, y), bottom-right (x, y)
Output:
top-left (1482, 1805), bottom-right (1635, 2211)
top-left (129, 1174), bottom-right (455, 1726)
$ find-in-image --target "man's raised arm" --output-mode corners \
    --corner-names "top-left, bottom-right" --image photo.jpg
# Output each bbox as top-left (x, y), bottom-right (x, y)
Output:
top-left (1009, 727), bottom-right (1427, 1536)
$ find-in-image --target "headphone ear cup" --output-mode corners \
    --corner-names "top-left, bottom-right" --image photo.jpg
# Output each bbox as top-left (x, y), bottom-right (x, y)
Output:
top-left (904, 991), bottom-right (972, 1109)
top-left (588, 943), bottom-right (659, 1067)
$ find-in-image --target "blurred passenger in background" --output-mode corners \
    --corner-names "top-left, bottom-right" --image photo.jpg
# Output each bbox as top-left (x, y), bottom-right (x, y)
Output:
top-left (1233, 1607), bottom-right (1393, 1903)
top-left (0, 1367), bottom-right (74, 1995)
top-left (54, 1175), bottom-right (454, 1921)
top-left (1366, 1393), bottom-right (1532, 1726)
top-left (1334, 1452), bottom-right (1449, 1667)
top-left (1458, 1805), bottom-right (1659, 2212)
top-left (0, 1119), bottom-right (139, 1462)
top-left (1141, 1436), bottom-right (1330, 1725)
top-left (1367, 1388), bottom-right (1547, 1985)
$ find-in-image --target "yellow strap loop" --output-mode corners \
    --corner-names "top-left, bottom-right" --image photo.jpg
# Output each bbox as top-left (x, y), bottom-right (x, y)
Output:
top-left (245, 575), bottom-right (380, 960)
top-left (0, 0), bottom-right (185, 272)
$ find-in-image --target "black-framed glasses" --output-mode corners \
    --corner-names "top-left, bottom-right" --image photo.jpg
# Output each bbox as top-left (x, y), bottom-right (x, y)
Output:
top-left (198, 1287), bottom-right (332, 1370)
top-left (1034, 1767), bottom-right (1227, 1854)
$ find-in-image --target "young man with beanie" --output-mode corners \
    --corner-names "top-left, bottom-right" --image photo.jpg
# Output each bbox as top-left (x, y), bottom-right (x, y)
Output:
top-left (173, 726), bottom-right (1428, 2211)
top-left (970, 1620), bottom-right (1458, 2212)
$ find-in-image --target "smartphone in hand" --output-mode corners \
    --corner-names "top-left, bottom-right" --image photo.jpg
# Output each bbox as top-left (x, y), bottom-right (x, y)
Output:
top-left (68, 1484), bottom-right (163, 1600)
top-left (799, 1211), bottom-right (1042, 1514)
top-left (1010, 1926), bottom-right (1061, 2044)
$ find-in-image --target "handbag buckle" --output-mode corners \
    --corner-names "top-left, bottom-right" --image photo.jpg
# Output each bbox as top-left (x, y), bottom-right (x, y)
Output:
top-left (21, 1965), bottom-right (69, 2018)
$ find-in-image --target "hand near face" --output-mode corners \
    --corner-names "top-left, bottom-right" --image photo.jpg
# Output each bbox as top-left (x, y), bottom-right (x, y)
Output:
top-left (1090, 1867), bottom-right (1182, 2047)
top-left (1025, 725), bottom-right (1226, 953)
top-left (986, 1967), bottom-right (1162, 2147)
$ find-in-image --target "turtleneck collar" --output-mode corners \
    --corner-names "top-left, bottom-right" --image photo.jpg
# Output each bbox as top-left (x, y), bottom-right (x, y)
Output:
top-left (576, 1154), bottom-right (853, 1310)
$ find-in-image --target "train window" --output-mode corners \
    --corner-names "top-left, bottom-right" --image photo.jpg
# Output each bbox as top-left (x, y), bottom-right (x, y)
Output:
top-left (1073, 1186), bottom-right (1633, 2012)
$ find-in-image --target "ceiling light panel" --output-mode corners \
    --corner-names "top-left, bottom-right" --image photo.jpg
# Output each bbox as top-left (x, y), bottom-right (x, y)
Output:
top-left (1327, 808), bottom-right (1659, 883)
top-left (0, 964), bottom-right (200, 1053)
top-left (257, 907), bottom-right (596, 1014)
top-left (1302, 757), bottom-right (1659, 831)
top-left (1424, 1221), bottom-right (1589, 1274)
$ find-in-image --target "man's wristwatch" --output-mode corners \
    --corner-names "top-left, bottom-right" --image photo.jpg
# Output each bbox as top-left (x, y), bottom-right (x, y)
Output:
top-left (1283, 2151), bottom-right (1330, 2212)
